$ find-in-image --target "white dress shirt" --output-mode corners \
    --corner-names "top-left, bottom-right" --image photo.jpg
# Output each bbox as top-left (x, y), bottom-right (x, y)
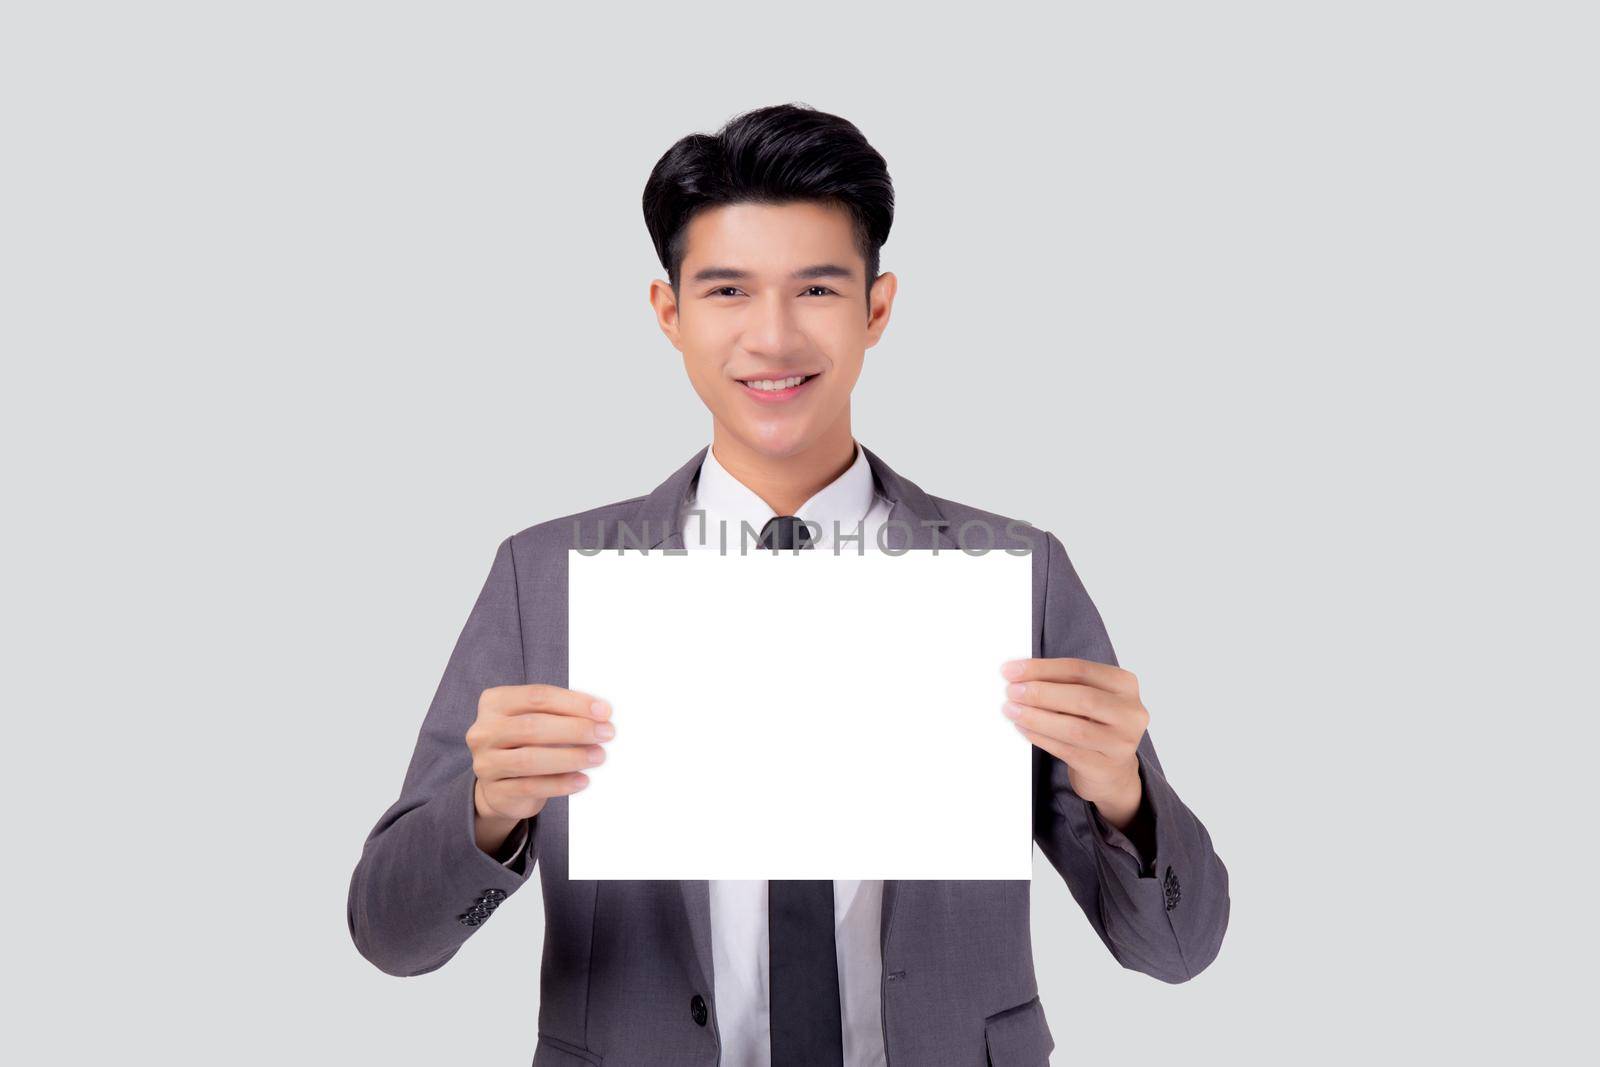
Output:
top-left (686, 440), bottom-right (893, 1067)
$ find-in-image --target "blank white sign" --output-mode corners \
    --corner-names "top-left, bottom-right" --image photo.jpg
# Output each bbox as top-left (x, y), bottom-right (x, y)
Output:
top-left (567, 547), bottom-right (1034, 880)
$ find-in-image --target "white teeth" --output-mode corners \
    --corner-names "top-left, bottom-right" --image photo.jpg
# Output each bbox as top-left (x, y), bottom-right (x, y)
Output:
top-left (745, 375), bottom-right (808, 391)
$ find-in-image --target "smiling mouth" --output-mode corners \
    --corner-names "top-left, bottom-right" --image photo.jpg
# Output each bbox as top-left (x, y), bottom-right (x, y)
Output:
top-left (736, 372), bottom-right (820, 399)
top-left (740, 372), bottom-right (818, 390)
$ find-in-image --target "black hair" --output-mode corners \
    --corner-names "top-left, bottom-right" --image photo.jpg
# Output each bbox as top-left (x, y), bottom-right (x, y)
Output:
top-left (642, 103), bottom-right (894, 307)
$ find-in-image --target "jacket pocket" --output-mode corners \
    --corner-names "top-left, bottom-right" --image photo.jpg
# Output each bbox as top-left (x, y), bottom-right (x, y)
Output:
top-left (533, 1031), bottom-right (604, 1066)
top-left (983, 994), bottom-right (1054, 1066)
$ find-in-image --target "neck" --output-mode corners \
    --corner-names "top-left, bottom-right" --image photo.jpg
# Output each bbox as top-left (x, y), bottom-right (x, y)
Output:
top-left (710, 413), bottom-right (858, 516)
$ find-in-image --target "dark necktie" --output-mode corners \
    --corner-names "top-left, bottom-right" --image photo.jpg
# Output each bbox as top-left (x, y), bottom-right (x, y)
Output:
top-left (758, 515), bottom-right (842, 1066)
top-left (758, 513), bottom-right (816, 551)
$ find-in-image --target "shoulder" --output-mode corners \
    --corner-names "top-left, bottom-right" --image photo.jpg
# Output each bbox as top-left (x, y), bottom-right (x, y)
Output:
top-left (925, 492), bottom-right (1057, 557)
top-left (473, 494), bottom-right (650, 597)
top-left (501, 493), bottom-right (646, 559)
top-left (923, 492), bottom-right (1093, 610)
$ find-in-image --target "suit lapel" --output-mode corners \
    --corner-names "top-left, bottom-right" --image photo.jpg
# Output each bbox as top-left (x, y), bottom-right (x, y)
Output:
top-left (623, 442), bottom-right (956, 991)
top-left (857, 444), bottom-right (957, 957)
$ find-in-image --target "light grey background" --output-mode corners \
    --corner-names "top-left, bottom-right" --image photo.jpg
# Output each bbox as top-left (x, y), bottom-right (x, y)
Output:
top-left (3, 2), bottom-right (1593, 1063)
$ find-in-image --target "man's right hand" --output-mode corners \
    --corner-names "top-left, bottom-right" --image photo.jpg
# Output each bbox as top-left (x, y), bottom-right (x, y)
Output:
top-left (467, 684), bottom-right (614, 846)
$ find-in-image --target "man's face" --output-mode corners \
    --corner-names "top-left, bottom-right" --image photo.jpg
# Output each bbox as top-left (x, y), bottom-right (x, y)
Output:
top-left (650, 200), bottom-right (896, 460)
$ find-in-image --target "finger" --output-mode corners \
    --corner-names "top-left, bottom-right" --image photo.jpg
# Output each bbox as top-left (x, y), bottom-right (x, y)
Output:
top-left (485, 684), bottom-right (611, 721)
top-left (1001, 657), bottom-right (1136, 697)
top-left (1002, 679), bottom-right (1121, 724)
top-left (478, 743), bottom-right (607, 781)
top-left (500, 711), bottom-right (616, 748)
top-left (1004, 702), bottom-right (1120, 754)
top-left (500, 771), bottom-right (591, 800)
top-left (1014, 725), bottom-right (1116, 773)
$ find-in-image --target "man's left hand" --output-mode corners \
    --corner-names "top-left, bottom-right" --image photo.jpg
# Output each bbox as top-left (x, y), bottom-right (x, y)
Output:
top-left (1001, 657), bottom-right (1148, 830)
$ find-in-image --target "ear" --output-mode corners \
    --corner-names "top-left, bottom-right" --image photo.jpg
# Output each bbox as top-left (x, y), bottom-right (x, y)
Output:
top-left (864, 271), bottom-right (898, 349)
top-left (649, 278), bottom-right (683, 352)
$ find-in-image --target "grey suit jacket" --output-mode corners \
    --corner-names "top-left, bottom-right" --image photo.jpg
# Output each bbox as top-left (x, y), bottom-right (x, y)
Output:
top-left (347, 444), bottom-right (1230, 1066)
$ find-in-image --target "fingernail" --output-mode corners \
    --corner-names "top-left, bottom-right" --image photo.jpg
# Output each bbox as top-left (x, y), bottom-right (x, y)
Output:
top-left (1002, 701), bottom-right (1023, 720)
top-left (590, 700), bottom-right (611, 720)
top-left (1001, 660), bottom-right (1026, 680)
top-left (1006, 682), bottom-right (1026, 700)
top-left (588, 747), bottom-right (606, 765)
top-left (574, 774), bottom-right (589, 789)
top-left (594, 722), bottom-right (615, 741)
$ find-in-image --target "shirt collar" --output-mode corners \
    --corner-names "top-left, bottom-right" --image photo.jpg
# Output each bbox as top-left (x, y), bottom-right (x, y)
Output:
top-left (689, 440), bottom-right (880, 547)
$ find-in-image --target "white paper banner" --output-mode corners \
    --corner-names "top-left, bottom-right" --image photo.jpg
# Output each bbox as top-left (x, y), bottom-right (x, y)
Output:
top-left (567, 547), bottom-right (1034, 880)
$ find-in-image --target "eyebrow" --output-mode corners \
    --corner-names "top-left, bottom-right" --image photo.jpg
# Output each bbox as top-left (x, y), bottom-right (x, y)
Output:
top-left (688, 263), bottom-right (856, 285)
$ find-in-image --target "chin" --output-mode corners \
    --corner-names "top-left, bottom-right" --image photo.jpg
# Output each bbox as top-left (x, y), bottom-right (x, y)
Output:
top-left (730, 421), bottom-right (819, 459)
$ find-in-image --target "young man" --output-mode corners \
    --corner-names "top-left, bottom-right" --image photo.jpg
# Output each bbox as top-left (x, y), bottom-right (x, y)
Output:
top-left (348, 103), bottom-right (1229, 1067)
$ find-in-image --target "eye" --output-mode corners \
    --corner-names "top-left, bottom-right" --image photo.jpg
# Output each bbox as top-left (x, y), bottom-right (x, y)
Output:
top-left (803, 285), bottom-right (838, 297)
top-left (708, 287), bottom-right (744, 298)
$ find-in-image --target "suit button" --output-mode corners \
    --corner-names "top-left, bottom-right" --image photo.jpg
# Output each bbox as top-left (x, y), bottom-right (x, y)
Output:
top-left (690, 993), bottom-right (708, 1026)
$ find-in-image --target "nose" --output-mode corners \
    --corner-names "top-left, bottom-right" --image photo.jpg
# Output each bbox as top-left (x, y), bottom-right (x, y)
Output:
top-left (742, 290), bottom-right (804, 359)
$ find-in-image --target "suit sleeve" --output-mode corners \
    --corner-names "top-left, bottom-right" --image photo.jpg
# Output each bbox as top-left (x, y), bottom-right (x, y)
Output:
top-left (1031, 530), bottom-right (1230, 983)
top-left (346, 536), bottom-right (539, 977)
